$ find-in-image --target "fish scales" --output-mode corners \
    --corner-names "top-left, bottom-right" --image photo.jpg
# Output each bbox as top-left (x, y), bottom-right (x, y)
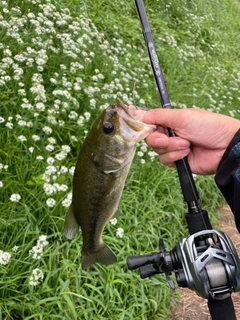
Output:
top-left (64, 98), bottom-right (156, 269)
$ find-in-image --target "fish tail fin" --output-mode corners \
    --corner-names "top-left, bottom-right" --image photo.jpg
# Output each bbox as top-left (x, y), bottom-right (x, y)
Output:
top-left (82, 244), bottom-right (117, 269)
top-left (64, 204), bottom-right (79, 240)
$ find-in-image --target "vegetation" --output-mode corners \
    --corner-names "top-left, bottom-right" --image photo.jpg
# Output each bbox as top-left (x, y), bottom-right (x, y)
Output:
top-left (0, 0), bottom-right (239, 318)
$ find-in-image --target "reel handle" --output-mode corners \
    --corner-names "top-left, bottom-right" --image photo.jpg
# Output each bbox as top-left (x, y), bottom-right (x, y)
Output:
top-left (127, 252), bottom-right (161, 270)
top-left (139, 265), bottom-right (160, 279)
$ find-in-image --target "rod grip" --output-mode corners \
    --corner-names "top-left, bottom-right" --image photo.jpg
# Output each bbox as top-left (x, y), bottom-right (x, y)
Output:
top-left (175, 157), bottom-right (199, 203)
top-left (208, 296), bottom-right (237, 320)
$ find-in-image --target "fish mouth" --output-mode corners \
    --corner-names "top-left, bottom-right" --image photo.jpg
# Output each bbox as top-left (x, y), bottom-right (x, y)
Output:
top-left (115, 98), bottom-right (145, 132)
top-left (115, 98), bottom-right (137, 118)
top-left (115, 98), bottom-right (156, 135)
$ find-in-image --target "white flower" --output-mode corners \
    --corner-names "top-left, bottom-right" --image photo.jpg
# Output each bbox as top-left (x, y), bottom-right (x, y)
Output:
top-left (54, 183), bottom-right (68, 192)
top-left (6, 122), bottom-right (13, 129)
top-left (48, 137), bottom-right (56, 144)
top-left (18, 135), bottom-right (27, 142)
top-left (32, 135), bottom-right (40, 141)
top-left (0, 181), bottom-right (3, 188)
top-left (46, 144), bottom-right (55, 152)
top-left (84, 112), bottom-right (91, 120)
top-left (36, 102), bottom-right (45, 111)
top-left (77, 116), bottom-right (84, 126)
top-left (61, 145), bottom-right (71, 153)
top-left (98, 73), bottom-right (104, 80)
top-left (50, 78), bottom-right (57, 84)
top-left (148, 151), bottom-right (158, 161)
top-left (29, 147), bottom-right (34, 153)
top-left (46, 198), bottom-right (56, 208)
top-left (71, 135), bottom-right (78, 142)
top-left (110, 218), bottom-right (117, 225)
top-left (45, 165), bottom-right (57, 176)
top-left (55, 152), bottom-right (67, 161)
top-left (29, 235), bottom-right (49, 260)
top-left (73, 83), bottom-right (81, 91)
top-left (10, 194), bottom-right (21, 202)
top-left (42, 126), bottom-right (52, 134)
top-left (0, 250), bottom-right (11, 265)
top-left (29, 268), bottom-right (44, 286)
top-left (46, 157), bottom-right (55, 165)
top-left (18, 120), bottom-right (27, 127)
top-left (68, 111), bottom-right (78, 120)
top-left (12, 246), bottom-right (19, 252)
top-left (36, 156), bottom-right (44, 161)
top-left (61, 194), bottom-right (72, 208)
top-left (140, 142), bottom-right (147, 152)
top-left (37, 235), bottom-right (49, 247)
top-left (116, 228), bottom-right (124, 238)
top-left (43, 183), bottom-right (57, 196)
top-left (58, 120), bottom-right (65, 127)
top-left (59, 166), bottom-right (68, 174)
top-left (69, 166), bottom-right (75, 176)
top-left (90, 99), bottom-right (96, 108)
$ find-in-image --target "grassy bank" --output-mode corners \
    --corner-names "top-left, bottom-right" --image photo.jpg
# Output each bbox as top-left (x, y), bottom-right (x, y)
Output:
top-left (0, 0), bottom-right (239, 319)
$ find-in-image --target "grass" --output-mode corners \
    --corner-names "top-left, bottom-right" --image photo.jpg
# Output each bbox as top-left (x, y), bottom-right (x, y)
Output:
top-left (0, 0), bottom-right (239, 319)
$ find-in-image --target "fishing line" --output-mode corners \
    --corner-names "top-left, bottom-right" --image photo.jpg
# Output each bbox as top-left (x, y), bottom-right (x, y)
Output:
top-left (132, 78), bottom-right (140, 108)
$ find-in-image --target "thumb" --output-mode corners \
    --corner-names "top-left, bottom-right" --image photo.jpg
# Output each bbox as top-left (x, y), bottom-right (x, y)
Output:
top-left (134, 108), bottom-right (185, 129)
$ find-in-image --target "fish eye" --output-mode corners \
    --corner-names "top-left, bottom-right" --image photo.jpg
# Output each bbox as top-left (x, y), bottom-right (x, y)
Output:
top-left (103, 122), bottom-right (114, 134)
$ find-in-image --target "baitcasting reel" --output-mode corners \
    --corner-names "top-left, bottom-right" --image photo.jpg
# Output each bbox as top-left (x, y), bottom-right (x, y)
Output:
top-left (127, 230), bottom-right (240, 300)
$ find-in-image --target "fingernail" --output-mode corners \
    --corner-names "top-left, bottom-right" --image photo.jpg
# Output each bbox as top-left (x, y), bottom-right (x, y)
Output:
top-left (177, 139), bottom-right (190, 148)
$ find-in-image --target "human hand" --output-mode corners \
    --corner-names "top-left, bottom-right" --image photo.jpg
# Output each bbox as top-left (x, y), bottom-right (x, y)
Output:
top-left (134, 108), bottom-right (240, 175)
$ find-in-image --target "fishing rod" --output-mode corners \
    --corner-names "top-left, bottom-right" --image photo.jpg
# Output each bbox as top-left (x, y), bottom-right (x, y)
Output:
top-left (135, 0), bottom-right (201, 217)
top-left (127, 1), bottom-right (240, 319)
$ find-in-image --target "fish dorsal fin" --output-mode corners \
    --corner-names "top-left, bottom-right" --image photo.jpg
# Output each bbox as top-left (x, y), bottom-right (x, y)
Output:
top-left (64, 205), bottom-right (79, 240)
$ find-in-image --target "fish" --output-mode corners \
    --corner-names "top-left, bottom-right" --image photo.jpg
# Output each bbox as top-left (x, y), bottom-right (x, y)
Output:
top-left (64, 98), bottom-right (156, 269)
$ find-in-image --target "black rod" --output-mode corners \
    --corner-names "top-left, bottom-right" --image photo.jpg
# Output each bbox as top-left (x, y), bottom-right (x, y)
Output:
top-left (135, 0), bottom-right (200, 214)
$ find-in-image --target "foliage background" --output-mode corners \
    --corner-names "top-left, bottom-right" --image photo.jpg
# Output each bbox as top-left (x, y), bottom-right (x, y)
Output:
top-left (0, 0), bottom-right (240, 319)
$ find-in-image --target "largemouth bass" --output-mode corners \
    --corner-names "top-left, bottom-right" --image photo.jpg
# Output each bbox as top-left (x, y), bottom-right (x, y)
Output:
top-left (64, 98), bottom-right (156, 269)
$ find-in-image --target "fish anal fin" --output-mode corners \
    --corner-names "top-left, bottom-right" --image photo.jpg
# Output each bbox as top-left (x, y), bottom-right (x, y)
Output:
top-left (81, 244), bottom-right (117, 269)
top-left (64, 204), bottom-right (79, 240)
top-left (113, 208), bottom-right (122, 218)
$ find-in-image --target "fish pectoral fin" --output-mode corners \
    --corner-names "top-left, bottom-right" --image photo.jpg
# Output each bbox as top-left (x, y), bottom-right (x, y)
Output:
top-left (92, 153), bottom-right (123, 173)
top-left (64, 205), bottom-right (79, 240)
top-left (81, 244), bottom-right (117, 269)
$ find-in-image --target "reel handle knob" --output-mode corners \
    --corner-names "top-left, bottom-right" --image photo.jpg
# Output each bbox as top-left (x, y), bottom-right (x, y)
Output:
top-left (127, 252), bottom-right (161, 270)
top-left (139, 265), bottom-right (160, 278)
